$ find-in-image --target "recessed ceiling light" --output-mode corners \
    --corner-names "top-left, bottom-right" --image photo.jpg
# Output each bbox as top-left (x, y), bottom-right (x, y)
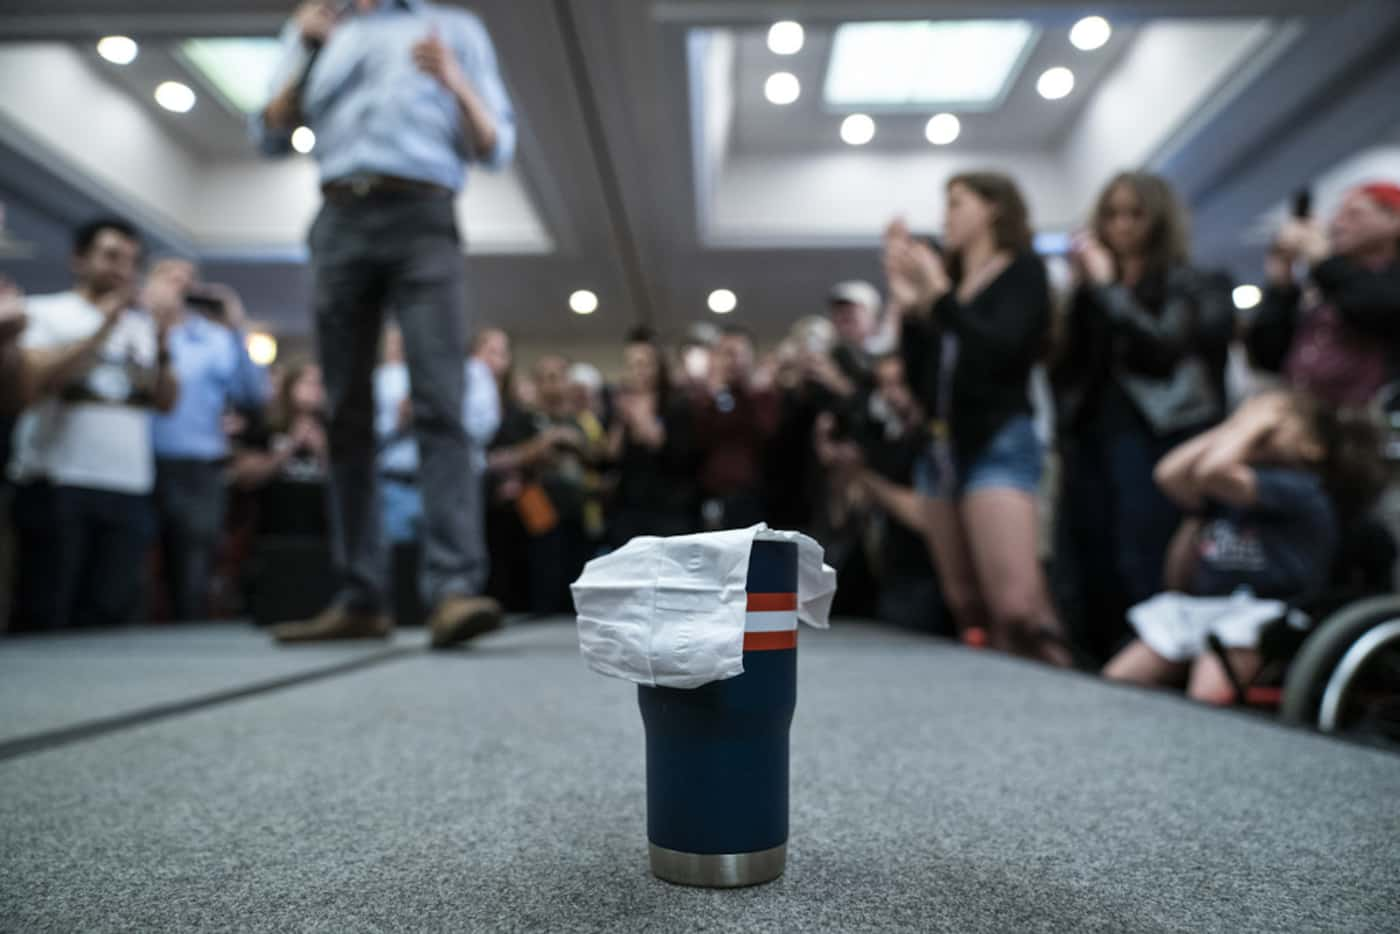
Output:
top-left (1036, 67), bottom-right (1075, 100)
top-left (925, 113), bottom-right (961, 145)
top-left (291, 126), bottom-right (316, 154)
top-left (1070, 16), bottom-right (1112, 52)
top-left (569, 290), bottom-right (598, 315)
top-left (245, 332), bottom-right (278, 366)
top-left (764, 72), bottom-right (801, 105)
top-left (154, 81), bottom-right (196, 113)
top-left (768, 21), bottom-right (805, 55)
top-left (708, 289), bottom-right (738, 314)
top-left (97, 36), bottom-right (138, 65)
top-left (1232, 284), bottom-right (1262, 310)
top-left (840, 113), bottom-right (876, 146)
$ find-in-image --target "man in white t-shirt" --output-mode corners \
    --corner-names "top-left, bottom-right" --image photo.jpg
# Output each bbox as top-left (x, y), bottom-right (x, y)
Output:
top-left (7, 217), bottom-right (179, 631)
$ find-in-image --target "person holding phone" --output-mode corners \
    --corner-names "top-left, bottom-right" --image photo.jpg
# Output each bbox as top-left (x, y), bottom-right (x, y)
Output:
top-left (146, 259), bottom-right (269, 621)
top-left (253, 0), bottom-right (516, 646)
top-left (1246, 182), bottom-right (1400, 407)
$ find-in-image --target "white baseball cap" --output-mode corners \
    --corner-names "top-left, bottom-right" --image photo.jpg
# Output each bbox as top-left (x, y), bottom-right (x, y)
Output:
top-left (828, 280), bottom-right (881, 312)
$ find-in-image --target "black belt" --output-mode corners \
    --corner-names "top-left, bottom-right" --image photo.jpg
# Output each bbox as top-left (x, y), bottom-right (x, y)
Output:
top-left (381, 470), bottom-right (418, 486)
top-left (321, 174), bottom-right (453, 200)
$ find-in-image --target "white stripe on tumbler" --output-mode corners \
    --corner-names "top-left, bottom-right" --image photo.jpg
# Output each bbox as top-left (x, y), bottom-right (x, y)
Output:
top-left (746, 610), bottom-right (798, 633)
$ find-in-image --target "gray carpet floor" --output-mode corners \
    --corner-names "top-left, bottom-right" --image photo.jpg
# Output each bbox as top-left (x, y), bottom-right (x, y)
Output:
top-left (1, 621), bottom-right (1397, 933)
top-left (0, 624), bottom-right (413, 744)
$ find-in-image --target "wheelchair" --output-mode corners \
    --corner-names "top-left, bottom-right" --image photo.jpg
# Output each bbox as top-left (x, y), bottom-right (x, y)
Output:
top-left (1210, 383), bottom-right (1400, 749)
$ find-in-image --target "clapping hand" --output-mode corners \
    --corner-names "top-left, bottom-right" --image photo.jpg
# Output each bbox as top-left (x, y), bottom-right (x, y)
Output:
top-left (141, 264), bottom-right (189, 337)
top-left (883, 218), bottom-right (950, 311)
top-left (95, 286), bottom-right (134, 325)
top-left (617, 389), bottom-right (664, 448)
top-left (542, 423), bottom-right (586, 452)
top-left (1069, 231), bottom-right (1115, 286)
top-left (290, 415), bottom-right (328, 458)
top-left (617, 388), bottom-right (655, 427)
top-left (221, 410), bottom-right (249, 439)
top-left (813, 412), bottom-right (864, 475)
top-left (801, 350), bottom-right (855, 399)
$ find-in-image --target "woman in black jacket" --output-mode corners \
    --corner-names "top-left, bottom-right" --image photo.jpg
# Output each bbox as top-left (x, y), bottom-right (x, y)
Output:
top-left (605, 327), bottom-right (698, 546)
top-left (1053, 172), bottom-right (1234, 664)
top-left (885, 172), bottom-right (1067, 664)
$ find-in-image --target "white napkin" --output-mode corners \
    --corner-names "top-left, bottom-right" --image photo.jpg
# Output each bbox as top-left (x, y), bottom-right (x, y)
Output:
top-left (571, 524), bottom-right (836, 688)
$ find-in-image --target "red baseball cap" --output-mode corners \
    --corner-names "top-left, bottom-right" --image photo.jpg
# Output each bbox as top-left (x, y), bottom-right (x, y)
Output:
top-left (1359, 182), bottom-right (1400, 213)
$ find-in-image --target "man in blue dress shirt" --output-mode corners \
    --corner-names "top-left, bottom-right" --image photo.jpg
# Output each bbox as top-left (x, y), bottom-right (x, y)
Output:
top-left (254, 0), bottom-right (515, 646)
top-left (147, 259), bottom-right (269, 621)
top-left (373, 323), bottom-right (501, 547)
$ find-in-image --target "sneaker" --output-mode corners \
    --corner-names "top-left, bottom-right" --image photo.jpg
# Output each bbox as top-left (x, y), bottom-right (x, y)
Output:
top-left (428, 595), bottom-right (503, 650)
top-left (271, 605), bottom-right (393, 644)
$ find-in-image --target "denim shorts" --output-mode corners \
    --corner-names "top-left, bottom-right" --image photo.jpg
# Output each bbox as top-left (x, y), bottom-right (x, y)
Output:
top-left (913, 415), bottom-right (1044, 499)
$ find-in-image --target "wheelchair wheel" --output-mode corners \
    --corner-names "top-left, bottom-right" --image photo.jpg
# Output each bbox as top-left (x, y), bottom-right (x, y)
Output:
top-left (1281, 595), bottom-right (1400, 746)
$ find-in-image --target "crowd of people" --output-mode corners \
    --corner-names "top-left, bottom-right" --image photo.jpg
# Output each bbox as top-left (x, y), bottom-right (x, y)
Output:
top-left (0, 168), bottom-right (1396, 706)
top-left (1, 0), bottom-right (1397, 703)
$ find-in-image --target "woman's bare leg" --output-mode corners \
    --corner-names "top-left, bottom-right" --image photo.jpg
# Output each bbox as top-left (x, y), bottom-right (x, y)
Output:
top-left (960, 488), bottom-right (1070, 666)
top-left (1186, 648), bottom-right (1263, 706)
top-left (921, 495), bottom-right (988, 637)
top-left (1104, 639), bottom-right (1189, 687)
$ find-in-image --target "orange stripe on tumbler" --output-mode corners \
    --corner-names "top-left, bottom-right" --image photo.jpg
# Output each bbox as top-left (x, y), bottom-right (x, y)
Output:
top-left (746, 592), bottom-right (797, 612)
top-left (744, 630), bottom-right (797, 652)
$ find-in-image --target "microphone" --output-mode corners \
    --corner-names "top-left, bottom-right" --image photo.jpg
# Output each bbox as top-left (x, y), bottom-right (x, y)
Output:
top-left (288, 1), bottom-right (354, 115)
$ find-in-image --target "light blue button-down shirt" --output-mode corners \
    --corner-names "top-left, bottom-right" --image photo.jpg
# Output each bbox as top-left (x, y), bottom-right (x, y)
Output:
top-left (152, 315), bottom-right (270, 461)
top-left (253, 0), bottom-right (516, 190)
top-left (374, 357), bottom-right (501, 475)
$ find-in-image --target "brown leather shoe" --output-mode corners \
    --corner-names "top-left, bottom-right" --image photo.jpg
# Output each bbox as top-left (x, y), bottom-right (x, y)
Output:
top-left (271, 605), bottom-right (393, 644)
top-left (428, 595), bottom-right (503, 649)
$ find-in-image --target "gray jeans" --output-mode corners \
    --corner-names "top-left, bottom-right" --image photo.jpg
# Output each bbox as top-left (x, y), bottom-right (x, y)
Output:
top-left (154, 457), bottom-right (227, 620)
top-left (308, 191), bottom-right (486, 611)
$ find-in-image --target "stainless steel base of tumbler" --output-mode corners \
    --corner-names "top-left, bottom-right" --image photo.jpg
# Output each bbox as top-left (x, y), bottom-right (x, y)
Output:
top-left (648, 842), bottom-right (787, 888)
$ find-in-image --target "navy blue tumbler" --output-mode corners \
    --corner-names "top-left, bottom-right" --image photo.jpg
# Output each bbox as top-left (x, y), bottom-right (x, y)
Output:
top-left (637, 539), bottom-right (798, 887)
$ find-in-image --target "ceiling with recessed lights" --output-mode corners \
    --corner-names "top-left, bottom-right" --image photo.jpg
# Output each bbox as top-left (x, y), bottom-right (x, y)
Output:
top-left (0, 0), bottom-right (1398, 350)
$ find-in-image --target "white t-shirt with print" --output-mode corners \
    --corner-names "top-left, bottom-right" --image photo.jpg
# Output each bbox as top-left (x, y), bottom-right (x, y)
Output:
top-left (8, 291), bottom-right (161, 494)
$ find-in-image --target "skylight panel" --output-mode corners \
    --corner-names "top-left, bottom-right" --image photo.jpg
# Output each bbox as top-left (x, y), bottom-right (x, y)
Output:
top-left (824, 20), bottom-right (1037, 111)
top-left (179, 38), bottom-right (286, 114)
